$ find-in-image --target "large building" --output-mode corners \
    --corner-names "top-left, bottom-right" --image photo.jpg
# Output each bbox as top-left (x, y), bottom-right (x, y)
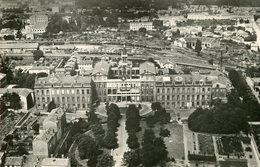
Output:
top-left (29, 15), bottom-right (48, 34)
top-left (34, 75), bottom-right (92, 110)
top-left (129, 22), bottom-right (153, 31)
top-left (154, 74), bottom-right (213, 109)
top-left (33, 108), bottom-right (66, 157)
top-left (92, 49), bottom-right (156, 102)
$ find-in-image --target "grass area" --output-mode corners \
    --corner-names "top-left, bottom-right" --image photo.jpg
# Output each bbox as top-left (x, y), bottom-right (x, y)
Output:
top-left (198, 134), bottom-right (215, 155)
top-left (137, 120), bottom-right (185, 160)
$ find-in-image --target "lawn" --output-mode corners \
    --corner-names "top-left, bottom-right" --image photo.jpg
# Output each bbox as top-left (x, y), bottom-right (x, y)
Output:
top-left (164, 123), bottom-right (185, 160)
top-left (198, 134), bottom-right (215, 155)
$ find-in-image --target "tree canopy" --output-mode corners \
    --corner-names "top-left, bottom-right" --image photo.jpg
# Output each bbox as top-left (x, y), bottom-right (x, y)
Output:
top-left (188, 89), bottom-right (249, 134)
top-left (78, 134), bottom-right (99, 160)
top-left (2, 92), bottom-right (21, 110)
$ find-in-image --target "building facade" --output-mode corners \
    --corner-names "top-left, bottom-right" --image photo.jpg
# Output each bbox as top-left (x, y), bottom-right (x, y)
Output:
top-left (154, 75), bottom-right (213, 109)
top-left (129, 22), bottom-right (153, 31)
top-left (34, 75), bottom-right (92, 110)
top-left (33, 108), bottom-right (66, 157)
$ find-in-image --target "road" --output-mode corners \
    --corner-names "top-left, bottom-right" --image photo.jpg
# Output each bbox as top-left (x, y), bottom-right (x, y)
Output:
top-left (253, 20), bottom-right (260, 48)
top-left (112, 118), bottom-right (128, 167)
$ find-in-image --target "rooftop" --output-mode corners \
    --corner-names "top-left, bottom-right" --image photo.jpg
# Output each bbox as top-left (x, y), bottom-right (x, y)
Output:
top-left (35, 75), bottom-right (91, 86)
top-left (40, 158), bottom-right (70, 166)
top-left (5, 156), bottom-right (23, 166)
top-left (0, 43), bottom-right (38, 49)
top-left (0, 72), bottom-right (6, 80)
top-left (92, 60), bottom-right (110, 75)
top-left (34, 127), bottom-right (56, 143)
top-left (140, 61), bottom-right (156, 75)
top-left (0, 88), bottom-right (33, 97)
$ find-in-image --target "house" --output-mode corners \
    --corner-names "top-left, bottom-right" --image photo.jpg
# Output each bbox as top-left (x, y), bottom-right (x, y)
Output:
top-left (29, 15), bottom-right (48, 34)
top-left (173, 38), bottom-right (186, 48)
top-left (0, 88), bottom-right (35, 110)
top-left (129, 22), bottom-right (153, 31)
top-left (0, 43), bottom-right (39, 54)
top-left (251, 42), bottom-right (259, 52)
top-left (40, 158), bottom-right (70, 167)
top-left (33, 108), bottom-right (66, 157)
top-left (78, 60), bottom-right (93, 71)
top-left (185, 37), bottom-right (220, 49)
top-left (0, 73), bottom-right (7, 88)
top-left (4, 156), bottom-right (24, 167)
top-left (29, 66), bottom-right (50, 75)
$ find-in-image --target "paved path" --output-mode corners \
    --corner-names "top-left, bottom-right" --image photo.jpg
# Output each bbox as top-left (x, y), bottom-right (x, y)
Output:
top-left (182, 123), bottom-right (190, 166)
top-left (112, 118), bottom-right (128, 167)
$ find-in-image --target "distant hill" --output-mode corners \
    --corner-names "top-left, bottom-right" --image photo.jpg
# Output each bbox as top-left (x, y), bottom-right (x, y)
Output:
top-left (192, 0), bottom-right (260, 7)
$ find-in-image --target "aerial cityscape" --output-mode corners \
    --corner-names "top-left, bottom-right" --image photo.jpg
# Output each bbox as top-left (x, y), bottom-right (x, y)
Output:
top-left (1, 0), bottom-right (260, 167)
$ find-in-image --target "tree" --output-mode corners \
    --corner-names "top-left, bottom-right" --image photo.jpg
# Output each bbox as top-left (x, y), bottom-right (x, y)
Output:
top-left (0, 99), bottom-right (7, 115)
top-left (78, 134), bottom-right (99, 160)
top-left (195, 39), bottom-right (202, 56)
top-left (159, 128), bottom-right (170, 137)
top-left (33, 50), bottom-right (44, 61)
top-left (16, 146), bottom-right (28, 156)
top-left (139, 27), bottom-right (147, 36)
top-left (97, 152), bottom-right (114, 167)
top-left (70, 70), bottom-right (77, 76)
top-left (2, 92), bottom-right (21, 110)
top-left (123, 150), bottom-right (141, 167)
top-left (37, 72), bottom-right (48, 78)
top-left (151, 102), bottom-right (162, 111)
top-left (126, 104), bottom-right (141, 132)
top-left (103, 130), bottom-right (118, 149)
top-left (91, 122), bottom-right (105, 135)
top-left (47, 100), bottom-right (56, 112)
top-left (127, 132), bottom-right (140, 149)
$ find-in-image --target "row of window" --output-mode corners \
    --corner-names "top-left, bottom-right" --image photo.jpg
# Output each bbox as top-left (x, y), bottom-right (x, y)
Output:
top-left (37, 96), bottom-right (90, 103)
top-left (157, 87), bottom-right (211, 94)
top-left (156, 94), bottom-right (210, 101)
top-left (36, 88), bottom-right (90, 95)
top-left (38, 103), bottom-right (87, 109)
top-left (162, 101), bottom-right (209, 108)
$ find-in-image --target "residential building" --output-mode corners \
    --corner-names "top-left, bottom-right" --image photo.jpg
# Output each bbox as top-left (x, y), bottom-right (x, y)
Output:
top-left (0, 73), bottom-right (7, 88)
top-left (40, 158), bottom-right (71, 167)
top-left (129, 22), bottom-right (153, 31)
top-left (154, 74), bottom-right (213, 109)
top-left (0, 88), bottom-right (34, 110)
top-left (4, 156), bottom-right (24, 167)
top-left (29, 66), bottom-right (50, 75)
top-left (33, 108), bottom-right (66, 157)
top-left (29, 15), bottom-right (48, 34)
top-left (185, 37), bottom-right (221, 49)
top-left (34, 75), bottom-right (92, 110)
top-left (0, 43), bottom-right (39, 54)
top-left (78, 59), bottom-right (93, 71)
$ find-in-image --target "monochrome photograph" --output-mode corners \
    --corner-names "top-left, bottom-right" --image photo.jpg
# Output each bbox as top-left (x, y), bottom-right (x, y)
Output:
top-left (0, 0), bottom-right (260, 166)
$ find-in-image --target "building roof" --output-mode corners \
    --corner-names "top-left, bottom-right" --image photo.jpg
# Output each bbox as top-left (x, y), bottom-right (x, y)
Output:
top-left (155, 73), bottom-right (212, 84)
top-left (44, 108), bottom-right (64, 125)
top-left (41, 158), bottom-right (70, 166)
top-left (78, 59), bottom-right (93, 65)
top-left (5, 156), bottom-right (23, 166)
top-left (0, 72), bottom-right (6, 80)
top-left (92, 60), bottom-right (110, 75)
top-left (35, 75), bottom-right (91, 86)
top-left (0, 43), bottom-right (38, 49)
top-left (34, 127), bottom-right (56, 143)
top-left (252, 77), bottom-right (260, 83)
top-left (30, 66), bottom-right (50, 71)
top-left (185, 37), bottom-right (219, 44)
top-left (0, 88), bottom-right (33, 97)
top-left (140, 61), bottom-right (156, 75)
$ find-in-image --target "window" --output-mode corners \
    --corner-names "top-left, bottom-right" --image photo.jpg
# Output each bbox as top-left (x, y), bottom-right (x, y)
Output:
top-left (167, 95), bottom-right (170, 100)
top-left (83, 104), bottom-right (85, 108)
top-left (77, 89), bottom-right (80, 94)
top-left (82, 89), bottom-right (85, 94)
top-left (202, 88), bottom-right (205, 92)
top-left (87, 89), bottom-right (89, 94)
top-left (197, 95), bottom-right (200, 100)
top-left (41, 90), bottom-right (44, 95)
top-left (157, 88), bottom-right (160, 93)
